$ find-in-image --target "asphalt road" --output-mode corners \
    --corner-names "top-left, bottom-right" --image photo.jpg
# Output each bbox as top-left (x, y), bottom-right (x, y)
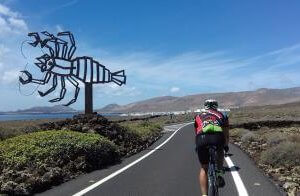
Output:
top-left (39, 123), bottom-right (283, 196)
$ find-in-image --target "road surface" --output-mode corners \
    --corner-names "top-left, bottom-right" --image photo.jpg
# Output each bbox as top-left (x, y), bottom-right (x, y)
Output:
top-left (39, 123), bottom-right (283, 196)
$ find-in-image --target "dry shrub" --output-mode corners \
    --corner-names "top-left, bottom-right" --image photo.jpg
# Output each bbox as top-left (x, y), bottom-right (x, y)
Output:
top-left (260, 141), bottom-right (300, 168)
top-left (287, 134), bottom-right (300, 143)
top-left (266, 132), bottom-right (287, 147)
top-left (230, 128), bottom-right (250, 138)
top-left (241, 132), bottom-right (260, 144)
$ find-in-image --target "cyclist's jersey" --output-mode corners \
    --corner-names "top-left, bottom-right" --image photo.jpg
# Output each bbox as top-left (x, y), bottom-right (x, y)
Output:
top-left (194, 109), bottom-right (229, 135)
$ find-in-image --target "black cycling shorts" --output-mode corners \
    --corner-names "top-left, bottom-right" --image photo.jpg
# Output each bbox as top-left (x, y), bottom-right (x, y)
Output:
top-left (196, 133), bottom-right (225, 164)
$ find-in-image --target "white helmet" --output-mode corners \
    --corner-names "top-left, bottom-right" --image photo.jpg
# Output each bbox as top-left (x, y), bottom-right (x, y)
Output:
top-left (204, 99), bottom-right (218, 110)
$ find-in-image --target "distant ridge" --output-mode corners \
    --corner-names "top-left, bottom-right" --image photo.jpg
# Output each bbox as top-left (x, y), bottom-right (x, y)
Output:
top-left (100, 104), bottom-right (121, 112)
top-left (97, 87), bottom-right (300, 113)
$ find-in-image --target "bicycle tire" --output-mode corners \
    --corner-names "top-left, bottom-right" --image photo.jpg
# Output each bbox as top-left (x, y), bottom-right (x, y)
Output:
top-left (208, 146), bottom-right (219, 196)
top-left (208, 164), bottom-right (218, 196)
top-left (208, 184), bottom-right (217, 196)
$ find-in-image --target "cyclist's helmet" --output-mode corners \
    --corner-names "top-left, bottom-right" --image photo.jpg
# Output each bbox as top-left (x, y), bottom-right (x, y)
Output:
top-left (204, 99), bottom-right (218, 110)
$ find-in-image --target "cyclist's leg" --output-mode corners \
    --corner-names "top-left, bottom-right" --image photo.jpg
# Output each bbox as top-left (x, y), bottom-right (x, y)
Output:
top-left (199, 164), bottom-right (208, 196)
top-left (214, 133), bottom-right (225, 170)
top-left (216, 133), bottom-right (226, 187)
top-left (196, 134), bottom-right (209, 195)
top-left (217, 147), bottom-right (224, 170)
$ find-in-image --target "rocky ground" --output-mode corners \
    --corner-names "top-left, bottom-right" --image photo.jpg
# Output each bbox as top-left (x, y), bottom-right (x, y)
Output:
top-left (230, 104), bottom-right (300, 196)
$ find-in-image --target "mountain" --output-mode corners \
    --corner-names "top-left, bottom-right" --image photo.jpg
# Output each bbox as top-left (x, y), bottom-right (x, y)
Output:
top-left (13, 105), bottom-right (77, 114)
top-left (96, 87), bottom-right (300, 113)
top-left (100, 104), bottom-right (121, 112)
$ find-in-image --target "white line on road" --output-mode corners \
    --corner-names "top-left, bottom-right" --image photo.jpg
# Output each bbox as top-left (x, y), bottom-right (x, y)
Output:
top-left (225, 156), bottom-right (249, 196)
top-left (73, 122), bottom-right (193, 196)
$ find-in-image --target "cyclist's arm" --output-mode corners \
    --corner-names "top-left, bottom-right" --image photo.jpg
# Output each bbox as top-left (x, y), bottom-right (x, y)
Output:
top-left (194, 114), bottom-right (201, 135)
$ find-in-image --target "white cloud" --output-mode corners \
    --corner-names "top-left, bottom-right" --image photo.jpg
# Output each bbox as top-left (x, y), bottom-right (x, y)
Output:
top-left (8, 17), bottom-right (27, 31)
top-left (55, 25), bottom-right (64, 32)
top-left (1, 69), bottom-right (19, 84)
top-left (95, 83), bottom-right (140, 97)
top-left (0, 3), bottom-right (18, 18)
top-left (170, 87), bottom-right (180, 93)
top-left (0, 44), bottom-right (10, 54)
top-left (0, 3), bottom-right (29, 87)
top-left (94, 43), bottom-right (300, 94)
top-left (38, 0), bottom-right (78, 17)
top-left (0, 3), bottom-right (28, 36)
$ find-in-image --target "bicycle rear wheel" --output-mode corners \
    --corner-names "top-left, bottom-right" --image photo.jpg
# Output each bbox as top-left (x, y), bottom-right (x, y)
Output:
top-left (208, 164), bottom-right (218, 196)
top-left (208, 146), bottom-right (219, 196)
top-left (208, 185), bottom-right (218, 196)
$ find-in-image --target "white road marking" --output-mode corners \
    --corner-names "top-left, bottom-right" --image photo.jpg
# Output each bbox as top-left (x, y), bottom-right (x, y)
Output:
top-left (225, 156), bottom-right (249, 196)
top-left (73, 122), bottom-right (193, 196)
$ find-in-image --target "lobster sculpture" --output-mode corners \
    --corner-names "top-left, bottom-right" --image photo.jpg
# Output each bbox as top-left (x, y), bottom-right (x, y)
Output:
top-left (19, 31), bottom-right (126, 106)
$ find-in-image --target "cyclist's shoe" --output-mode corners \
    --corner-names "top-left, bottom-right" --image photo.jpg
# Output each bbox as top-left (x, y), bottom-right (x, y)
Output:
top-left (216, 176), bottom-right (225, 187)
top-left (216, 170), bottom-right (225, 187)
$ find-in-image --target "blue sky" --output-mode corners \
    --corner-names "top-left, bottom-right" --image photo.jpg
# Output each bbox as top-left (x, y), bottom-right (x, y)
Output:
top-left (0, 0), bottom-right (300, 111)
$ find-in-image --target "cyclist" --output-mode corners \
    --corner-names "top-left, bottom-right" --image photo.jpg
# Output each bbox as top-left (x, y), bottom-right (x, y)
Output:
top-left (194, 99), bottom-right (229, 196)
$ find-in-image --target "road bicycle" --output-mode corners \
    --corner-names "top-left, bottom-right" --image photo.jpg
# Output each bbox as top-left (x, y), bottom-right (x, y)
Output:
top-left (207, 145), bottom-right (219, 196)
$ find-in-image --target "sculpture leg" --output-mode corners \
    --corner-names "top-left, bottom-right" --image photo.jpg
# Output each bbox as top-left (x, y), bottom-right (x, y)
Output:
top-left (38, 75), bottom-right (58, 96)
top-left (49, 76), bottom-right (67, 103)
top-left (64, 76), bottom-right (80, 106)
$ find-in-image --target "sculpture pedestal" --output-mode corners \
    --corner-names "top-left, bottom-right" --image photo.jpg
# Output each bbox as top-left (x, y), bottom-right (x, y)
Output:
top-left (85, 83), bottom-right (93, 114)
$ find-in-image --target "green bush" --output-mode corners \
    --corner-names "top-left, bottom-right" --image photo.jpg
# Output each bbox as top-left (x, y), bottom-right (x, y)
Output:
top-left (123, 122), bottom-right (162, 139)
top-left (0, 130), bottom-right (120, 195)
top-left (260, 141), bottom-right (300, 168)
top-left (119, 121), bottom-right (162, 156)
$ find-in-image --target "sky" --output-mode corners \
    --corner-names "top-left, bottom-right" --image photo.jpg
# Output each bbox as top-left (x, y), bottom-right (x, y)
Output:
top-left (0, 0), bottom-right (300, 111)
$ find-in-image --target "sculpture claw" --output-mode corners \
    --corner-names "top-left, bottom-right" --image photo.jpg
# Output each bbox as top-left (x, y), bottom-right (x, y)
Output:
top-left (38, 90), bottom-right (44, 97)
top-left (19, 71), bottom-right (32, 84)
top-left (28, 32), bottom-right (41, 47)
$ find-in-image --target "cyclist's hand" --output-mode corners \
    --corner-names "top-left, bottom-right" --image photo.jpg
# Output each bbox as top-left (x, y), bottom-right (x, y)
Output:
top-left (224, 145), bottom-right (229, 153)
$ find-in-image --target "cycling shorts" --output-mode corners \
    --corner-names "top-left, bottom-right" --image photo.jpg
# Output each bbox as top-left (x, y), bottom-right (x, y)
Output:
top-left (196, 132), bottom-right (225, 164)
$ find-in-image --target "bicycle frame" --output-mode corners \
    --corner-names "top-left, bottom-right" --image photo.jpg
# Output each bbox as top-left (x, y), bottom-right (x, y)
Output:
top-left (208, 145), bottom-right (219, 196)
